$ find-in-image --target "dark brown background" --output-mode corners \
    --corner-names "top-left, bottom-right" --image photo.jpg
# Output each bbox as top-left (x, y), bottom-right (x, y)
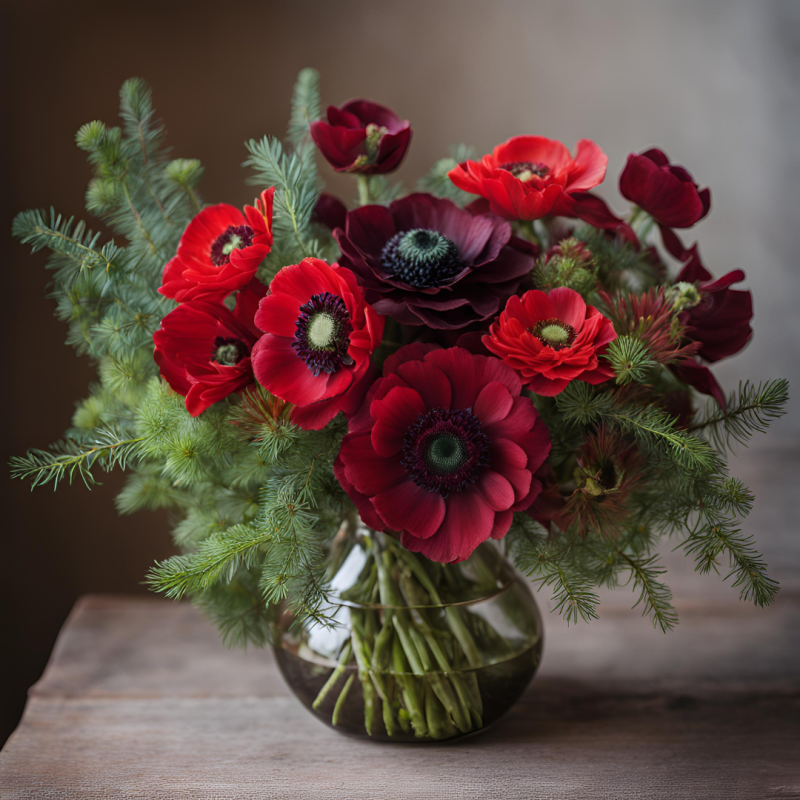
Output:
top-left (3, 0), bottom-right (799, 746)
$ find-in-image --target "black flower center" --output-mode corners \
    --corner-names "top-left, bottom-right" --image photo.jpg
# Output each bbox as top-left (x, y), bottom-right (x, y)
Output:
top-left (499, 161), bottom-right (550, 181)
top-left (380, 228), bottom-right (462, 289)
top-left (530, 318), bottom-right (576, 351)
top-left (211, 336), bottom-right (248, 366)
top-left (210, 225), bottom-right (255, 267)
top-left (402, 407), bottom-right (490, 496)
top-left (293, 292), bottom-right (354, 376)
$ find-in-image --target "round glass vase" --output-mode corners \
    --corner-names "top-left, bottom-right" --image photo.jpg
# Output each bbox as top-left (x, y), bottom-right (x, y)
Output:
top-left (272, 527), bottom-right (543, 743)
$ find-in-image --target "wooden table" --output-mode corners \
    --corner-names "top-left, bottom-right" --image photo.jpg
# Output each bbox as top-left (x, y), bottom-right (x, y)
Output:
top-left (1, 589), bottom-right (798, 800)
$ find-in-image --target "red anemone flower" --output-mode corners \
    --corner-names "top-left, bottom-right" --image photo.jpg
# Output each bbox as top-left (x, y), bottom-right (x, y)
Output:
top-left (153, 281), bottom-right (265, 416)
top-left (251, 258), bottom-right (384, 430)
top-left (334, 193), bottom-right (535, 329)
top-left (159, 188), bottom-right (274, 302)
top-left (334, 345), bottom-right (551, 563)
top-left (619, 149), bottom-right (710, 228)
top-left (483, 287), bottom-right (617, 396)
top-left (447, 136), bottom-right (608, 222)
top-left (310, 100), bottom-right (412, 174)
top-left (674, 246), bottom-right (753, 362)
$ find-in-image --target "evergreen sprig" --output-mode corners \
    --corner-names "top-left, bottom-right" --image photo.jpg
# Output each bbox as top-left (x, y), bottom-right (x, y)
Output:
top-left (147, 523), bottom-right (272, 599)
top-left (555, 383), bottom-right (720, 473)
top-left (506, 517), bottom-right (600, 624)
top-left (690, 379), bottom-right (789, 450)
top-left (243, 135), bottom-right (319, 253)
top-left (616, 550), bottom-right (679, 632)
top-left (10, 429), bottom-right (143, 489)
top-left (605, 335), bottom-right (657, 384)
top-left (418, 144), bottom-right (475, 206)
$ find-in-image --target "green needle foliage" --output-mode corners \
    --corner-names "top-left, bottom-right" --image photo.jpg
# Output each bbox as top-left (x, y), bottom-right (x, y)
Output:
top-left (689, 379), bottom-right (790, 450)
top-left (10, 71), bottom-right (790, 643)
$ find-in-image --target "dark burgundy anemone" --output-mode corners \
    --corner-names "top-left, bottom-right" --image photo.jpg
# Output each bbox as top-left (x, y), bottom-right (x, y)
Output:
top-left (674, 246), bottom-right (753, 362)
top-left (334, 193), bottom-right (535, 329)
top-left (310, 99), bottom-right (411, 175)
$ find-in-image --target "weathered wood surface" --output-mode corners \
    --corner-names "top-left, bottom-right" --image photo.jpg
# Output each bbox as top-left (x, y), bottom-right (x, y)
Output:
top-left (1, 592), bottom-right (798, 800)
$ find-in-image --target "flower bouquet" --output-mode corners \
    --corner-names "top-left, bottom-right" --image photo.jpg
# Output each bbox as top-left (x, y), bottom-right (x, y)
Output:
top-left (12, 70), bottom-right (788, 742)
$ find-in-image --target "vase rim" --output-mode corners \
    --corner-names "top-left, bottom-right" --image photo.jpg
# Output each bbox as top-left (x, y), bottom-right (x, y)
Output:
top-left (327, 576), bottom-right (515, 611)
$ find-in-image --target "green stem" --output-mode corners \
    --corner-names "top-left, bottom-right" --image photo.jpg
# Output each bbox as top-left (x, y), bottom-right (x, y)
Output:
top-left (393, 543), bottom-right (482, 667)
top-left (357, 175), bottom-right (371, 206)
top-left (332, 674), bottom-right (355, 726)
top-left (392, 635), bottom-right (427, 737)
top-left (312, 640), bottom-right (352, 710)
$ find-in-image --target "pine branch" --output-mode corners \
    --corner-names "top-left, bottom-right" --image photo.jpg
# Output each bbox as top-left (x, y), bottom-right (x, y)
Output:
top-left (147, 523), bottom-right (272, 599)
top-left (506, 515), bottom-right (599, 624)
top-left (605, 336), bottom-right (656, 385)
top-left (243, 135), bottom-right (317, 251)
top-left (165, 159), bottom-right (203, 213)
top-left (418, 144), bottom-right (475, 206)
top-left (682, 513), bottom-right (779, 607)
top-left (555, 383), bottom-right (721, 474)
top-left (536, 565), bottom-right (601, 625)
top-left (287, 67), bottom-right (322, 148)
top-left (10, 430), bottom-right (143, 490)
top-left (616, 550), bottom-right (678, 632)
top-left (689, 379), bottom-right (789, 450)
top-left (12, 208), bottom-right (124, 280)
top-left (193, 581), bottom-right (274, 649)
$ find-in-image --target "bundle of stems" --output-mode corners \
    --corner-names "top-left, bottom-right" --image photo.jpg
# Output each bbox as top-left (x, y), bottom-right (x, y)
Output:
top-left (311, 533), bottom-right (518, 739)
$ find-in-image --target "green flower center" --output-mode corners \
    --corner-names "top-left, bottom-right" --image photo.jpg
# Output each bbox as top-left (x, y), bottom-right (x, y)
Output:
top-left (381, 228), bottom-right (461, 288)
top-left (425, 433), bottom-right (469, 475)
top-left (210, 336), bottom-right (248, 366)
top-left (530, 318), bottom-right (576, 351)
top-left (306, 312), bottom-right (338, 350)
top-left (222, 235), bottom-right (242, 256)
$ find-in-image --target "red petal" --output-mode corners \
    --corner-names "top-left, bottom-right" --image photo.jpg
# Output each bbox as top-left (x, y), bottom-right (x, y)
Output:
top-left (473, 381), bottom-right (513, 425)
top-left (403, 491), bottom-right (494, 563)
top-left (371, 387), bottom-right (426, 456)
top-left (476, 470), bottom-right (515, 512)
top-left (341, 434), bottom-right (408, 496)
top-left (490, 509), bottom-right (514, 541)
top-left (547, 287), bottom-right (586, 331)
top-left (395, 361), bottom-right (452, 410)
top-left (373, 481), bottom-right (446, 539)
top-left (254, 292), bottom-right (300, 337)
top-left (251, 334), bottom-right (327, 404)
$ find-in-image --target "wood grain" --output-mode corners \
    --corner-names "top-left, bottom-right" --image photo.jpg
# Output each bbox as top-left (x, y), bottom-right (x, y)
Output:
top-left (1, 594), bottom-right (798, 799)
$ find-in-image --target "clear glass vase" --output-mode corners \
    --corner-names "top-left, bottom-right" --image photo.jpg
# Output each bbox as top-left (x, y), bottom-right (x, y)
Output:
top-left (273, 526), bottom-right (543, 742)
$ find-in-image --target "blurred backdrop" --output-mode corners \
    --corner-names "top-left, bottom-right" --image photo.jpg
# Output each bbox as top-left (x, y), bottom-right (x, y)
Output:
top-left (2, 0), bottom-right (799, 745)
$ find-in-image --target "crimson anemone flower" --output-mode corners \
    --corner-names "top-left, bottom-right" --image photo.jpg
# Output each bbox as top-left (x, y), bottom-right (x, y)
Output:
top-left (252, 258), bottom-right (384, 430)
top-left (619, 149), bottom-right (710, 229)
top-left (483, 288), bottom-right (617, 396)
top-left (159, 188), bottom-right (274, 302)
top-left (334, 345), bottom-right (551, 563)
top-left (673, 246), bottom-right (753, 362)
top-left (335, 193), bottom-right (534, 329)
top-left (310, 100), bottom-right (411, 174)
top-left (447, 136), bottom-right (608, 221)
top-left (154, 281), bottom-right (265, 416)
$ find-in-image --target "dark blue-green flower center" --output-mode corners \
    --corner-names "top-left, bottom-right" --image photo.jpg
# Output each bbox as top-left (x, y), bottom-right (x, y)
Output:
top-left (401, 407), bottom-right (490, 496)
top-left (381, 228), bottom-right (462, 289)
